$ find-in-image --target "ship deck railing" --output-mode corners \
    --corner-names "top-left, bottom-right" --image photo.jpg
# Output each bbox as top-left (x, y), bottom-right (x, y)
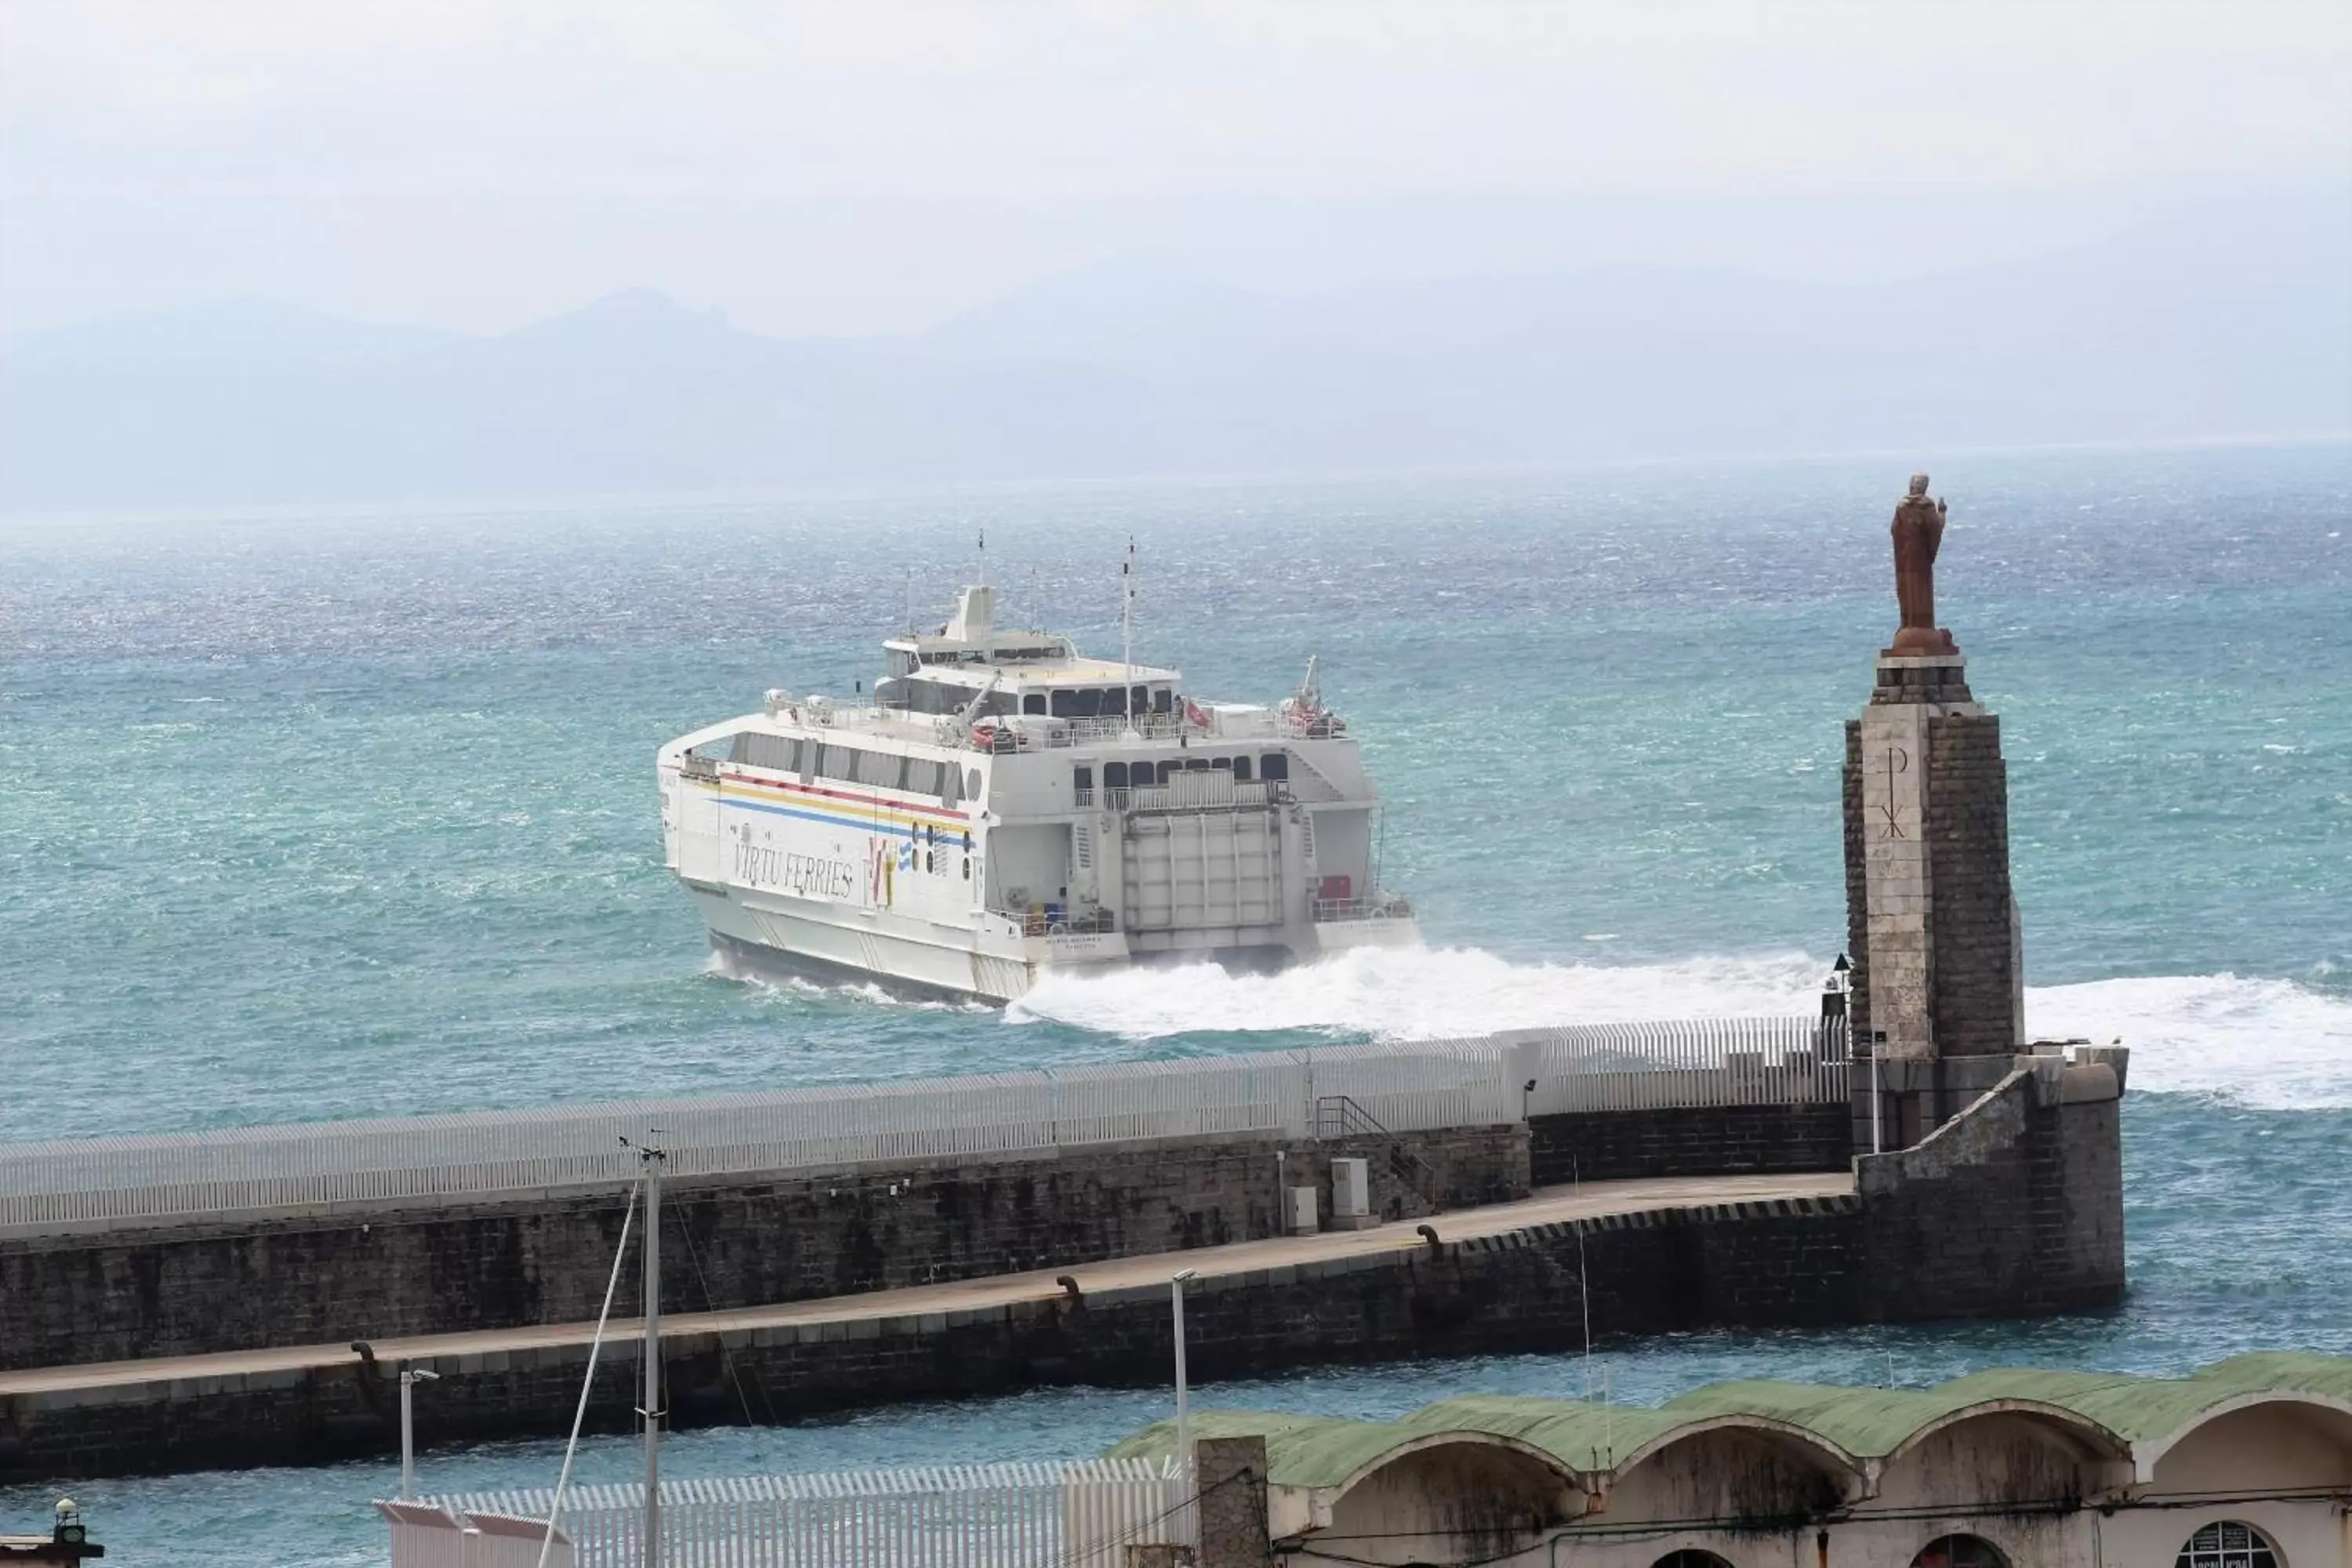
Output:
top-left (1001, 907), bottom-right (1119, 938)
top-left (1311, 895), bottom-right (1414, 923)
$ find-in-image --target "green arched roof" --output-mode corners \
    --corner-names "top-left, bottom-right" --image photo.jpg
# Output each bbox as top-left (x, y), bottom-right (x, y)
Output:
top-left (1104, 1353), bottom-right (2352, 1490)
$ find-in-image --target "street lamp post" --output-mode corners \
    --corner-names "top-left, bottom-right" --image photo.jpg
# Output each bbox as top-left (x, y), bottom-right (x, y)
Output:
top-left (400, 1367), bottom-right (441, 1500)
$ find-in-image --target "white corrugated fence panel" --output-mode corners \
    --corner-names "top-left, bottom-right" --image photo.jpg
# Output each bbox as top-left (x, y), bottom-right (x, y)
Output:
top-left (0, 1019), bottom-right (1846, 1233)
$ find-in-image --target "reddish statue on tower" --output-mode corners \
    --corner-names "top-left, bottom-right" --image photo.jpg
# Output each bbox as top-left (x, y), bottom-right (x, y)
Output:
top-left (1889, 473), bottom-right (1958, 656)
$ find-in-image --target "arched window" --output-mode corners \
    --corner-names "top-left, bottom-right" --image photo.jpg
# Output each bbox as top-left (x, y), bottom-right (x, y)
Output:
top-left (1651, 1553), bottom-right (1735, 1568)
top-left (2176, 1521), bottom-right (2281, 1568)
top-left (1911, 1537), bottom-right (2009, 1568)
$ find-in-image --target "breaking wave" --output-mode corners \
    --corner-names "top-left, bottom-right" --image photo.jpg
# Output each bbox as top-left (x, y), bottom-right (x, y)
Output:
top-left (2025, 972), bottom-right (2352, 1111)
top-left (1011, 947), bottom-right (2352, 1110)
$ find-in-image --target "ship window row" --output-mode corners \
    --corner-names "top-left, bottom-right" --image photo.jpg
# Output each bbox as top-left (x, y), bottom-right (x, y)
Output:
top-left (891, 679), bottom-right (1017, 718)
top-left (1093, 753), bottom-right (1286, 789)
top-left (726, 732), bottom-right (978, 804)
top-left (886, 679), bottom-right (1178, 721)
top-left (1032, 686), bottom-right (1174, 720)
top-left (911, 645), bottom-right (1065, 666)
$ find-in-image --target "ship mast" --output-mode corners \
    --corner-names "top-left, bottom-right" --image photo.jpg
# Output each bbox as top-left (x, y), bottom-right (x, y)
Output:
top-left (1121, 539), bottom-right (1139, 739)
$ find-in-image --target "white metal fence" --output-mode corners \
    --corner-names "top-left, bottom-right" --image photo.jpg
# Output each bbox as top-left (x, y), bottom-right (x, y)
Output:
top-left (0, 1018), bottom-right (1844, 1236)
top-left (403, 1459), bottom-right (1183, 1568)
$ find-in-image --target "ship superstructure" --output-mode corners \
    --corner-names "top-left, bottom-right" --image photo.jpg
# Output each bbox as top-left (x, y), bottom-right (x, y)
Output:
top-left (658, 583), bottom-right (1416, 1001)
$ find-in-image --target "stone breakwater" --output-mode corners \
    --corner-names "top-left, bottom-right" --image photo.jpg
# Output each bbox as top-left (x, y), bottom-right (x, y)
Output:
top-left (0, 1125), bottom-right (1526, 1374)
top-left (0, 1054), bottom-right (2122, 1481)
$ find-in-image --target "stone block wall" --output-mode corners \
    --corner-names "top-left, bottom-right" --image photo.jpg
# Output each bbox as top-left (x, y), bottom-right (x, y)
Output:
top-left (0, 1045), bottom-right (2127, 1479)
top-left (1279, 1124), bottom-right (1528, 1225)
top-left (0, 1192), bottom-right (1872, 1478)
top-left (1857, 1057), bottom-right (2125, 1316)
top-left (1843, 709), bottom-right (2018, 1061)
top-left (1925, 713), bottom-right (2020, 1058)
top-left (1842, 720), bottom-right (1874, 1045)
top-left (1529, 1105), bottom-right (1851, 1187)
top-left (0, 1125), bottom-right (1529, 1373)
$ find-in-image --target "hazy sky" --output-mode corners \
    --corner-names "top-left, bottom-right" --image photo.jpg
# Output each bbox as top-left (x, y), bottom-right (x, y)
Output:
top-left (5, 1), bottom-right (2348, 339)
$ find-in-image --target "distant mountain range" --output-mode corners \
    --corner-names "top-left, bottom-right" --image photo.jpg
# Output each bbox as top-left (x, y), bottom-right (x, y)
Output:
top-left (5, 200), bottom-right (2346, 513)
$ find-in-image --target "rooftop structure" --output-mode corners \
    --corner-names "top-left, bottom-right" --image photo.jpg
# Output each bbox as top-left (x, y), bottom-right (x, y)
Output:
top-left (1109, 1353), bottom-right (2352, 1567)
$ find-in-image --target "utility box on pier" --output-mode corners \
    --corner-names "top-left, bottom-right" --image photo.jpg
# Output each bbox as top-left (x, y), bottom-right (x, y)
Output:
top-left (1283, 1185), bottom-right (1319, 1236)
top-left (1329, 1158), bottom-right (1374, 1229)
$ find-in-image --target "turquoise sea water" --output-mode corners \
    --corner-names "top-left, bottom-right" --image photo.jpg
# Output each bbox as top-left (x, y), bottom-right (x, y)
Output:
top-left (2, 444), bottom-right (2348, 1561)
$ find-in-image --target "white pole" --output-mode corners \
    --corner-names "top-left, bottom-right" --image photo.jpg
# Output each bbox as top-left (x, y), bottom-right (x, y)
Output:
top-left (642, 1144), bottom-right (665, 1568)
top-left (1171, 1267), bottom-right (1197, 1492)
top-left (399, 1367), bottom-right (437, 1501)
top-left (400, 1371), bottom-right (414, 1500)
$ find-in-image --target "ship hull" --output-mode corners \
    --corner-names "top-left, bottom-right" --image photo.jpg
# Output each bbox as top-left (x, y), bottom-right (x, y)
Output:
top-left (694, 887), bottom-right (1417, 1004)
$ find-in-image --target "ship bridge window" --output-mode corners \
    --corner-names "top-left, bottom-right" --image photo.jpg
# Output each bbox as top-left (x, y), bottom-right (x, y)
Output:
top-left (1104, 762), bottom-right (1129, 789)
top-left (1050, 689), bottom-right (1078, 718)
top-left (1210, 756), bottom-right (1231, 771)
top-left (1024, 692), bottom-right (1047, 715)
top-left (1153, 688), bottom-right (1173, 714)
top-left (1232, 755), bottom-right (1251, 782)
top-left (1131, 685), bottom-right (1149, 714)
top-left (1259, 752), bottom-right (1289, 782)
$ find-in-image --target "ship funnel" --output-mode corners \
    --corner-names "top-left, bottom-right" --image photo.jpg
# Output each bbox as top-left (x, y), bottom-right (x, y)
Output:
top-left (946, 584), bottom-right (996, 642)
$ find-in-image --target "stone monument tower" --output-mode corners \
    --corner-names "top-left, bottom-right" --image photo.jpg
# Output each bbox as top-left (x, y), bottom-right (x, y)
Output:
top-left (1842, 474), bottom-right (2025, 1152)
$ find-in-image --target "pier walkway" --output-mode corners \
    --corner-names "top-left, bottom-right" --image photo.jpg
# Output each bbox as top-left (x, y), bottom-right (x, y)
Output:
top-left (0, 1170), bottom-right (1852, 1403)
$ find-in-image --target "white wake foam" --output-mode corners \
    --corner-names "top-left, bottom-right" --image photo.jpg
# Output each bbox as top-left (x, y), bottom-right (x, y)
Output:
top-left (1011, 947), bottom-right (2352, 1110)
top-left (1009, 946), bottom-right (1829, 1040)
top-left (2025, 972), bottom-right (2352, 1111)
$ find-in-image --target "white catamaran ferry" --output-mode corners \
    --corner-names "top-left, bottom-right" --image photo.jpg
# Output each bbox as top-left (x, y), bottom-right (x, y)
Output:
top-left (658, 576), bottom-right (1416, 1001)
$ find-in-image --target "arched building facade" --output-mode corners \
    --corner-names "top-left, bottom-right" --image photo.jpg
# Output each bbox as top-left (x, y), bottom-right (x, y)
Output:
top-left (1111, 1352), bottom-right (2352, 1567)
